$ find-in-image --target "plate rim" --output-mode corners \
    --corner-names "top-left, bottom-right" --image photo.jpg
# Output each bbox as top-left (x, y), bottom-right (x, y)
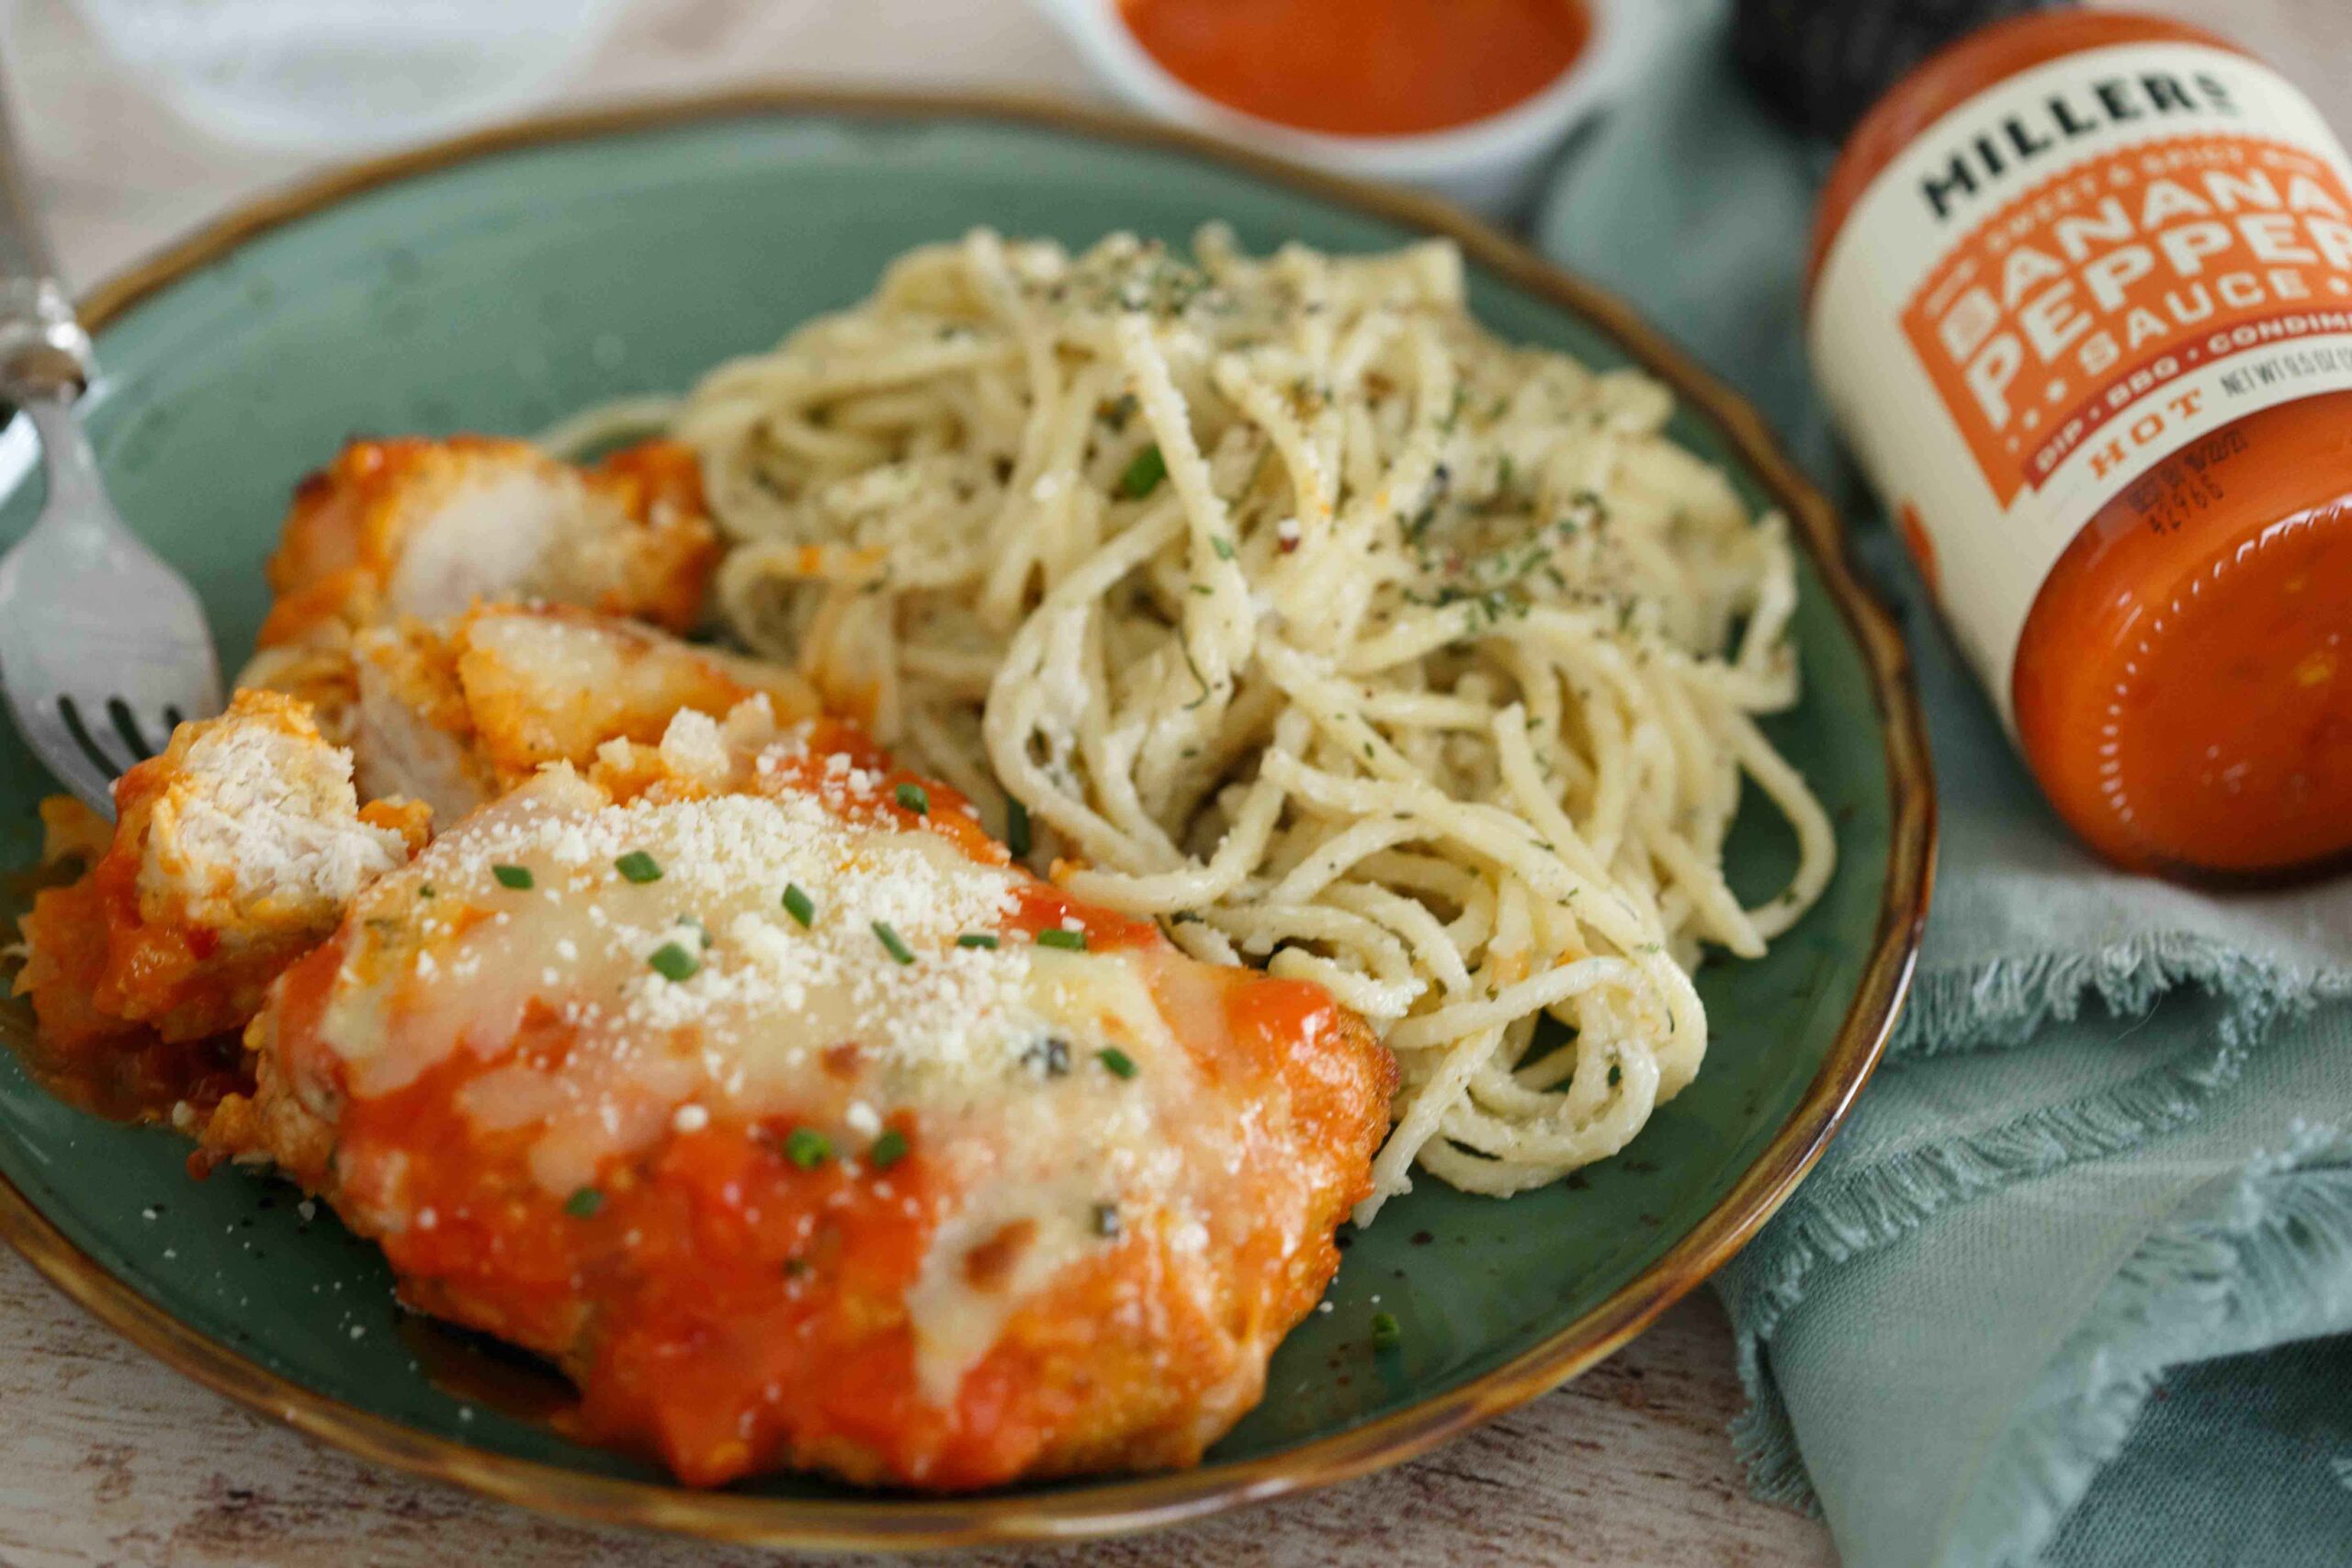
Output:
top-left (0, 85), bottom-right (1936, 1551)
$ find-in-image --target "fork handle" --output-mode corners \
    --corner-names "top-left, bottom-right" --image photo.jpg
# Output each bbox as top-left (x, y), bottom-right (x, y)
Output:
top-left (0, 61), bottom-right (91, 402)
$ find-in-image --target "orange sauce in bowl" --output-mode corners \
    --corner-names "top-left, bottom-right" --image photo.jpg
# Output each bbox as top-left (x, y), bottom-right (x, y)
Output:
top-left (1117, 0), bottom-right (1591, 138)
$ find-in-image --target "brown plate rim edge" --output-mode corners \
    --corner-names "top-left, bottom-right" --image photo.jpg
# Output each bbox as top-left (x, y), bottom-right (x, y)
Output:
top-left (0, 85), bottom-right (1938, 1551)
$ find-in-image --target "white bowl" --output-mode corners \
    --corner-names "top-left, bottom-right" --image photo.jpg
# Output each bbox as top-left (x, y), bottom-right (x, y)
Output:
top-left (1028, 0), bottom-right (1660, 218)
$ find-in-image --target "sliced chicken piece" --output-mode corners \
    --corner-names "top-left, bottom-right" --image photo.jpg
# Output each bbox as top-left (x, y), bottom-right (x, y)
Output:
top-left (12, 690), bottom-right (429, 1054)
top-left (258, 604), bottom-right (820, 820)
top-left (446, 604), bottom-right (817, 786)
top-left (345, 616), bottom-right (497, 823)
top-left (254, 435), bottom-right (719, 649)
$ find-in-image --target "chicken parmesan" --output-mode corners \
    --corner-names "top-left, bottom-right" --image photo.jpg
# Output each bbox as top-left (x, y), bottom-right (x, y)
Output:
top-left (203, 701), bottom-right (1394, 1489)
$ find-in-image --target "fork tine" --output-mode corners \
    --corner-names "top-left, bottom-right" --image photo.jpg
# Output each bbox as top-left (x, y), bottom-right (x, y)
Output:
top-left (104, 696), bottom-right (155, 761)
top-left (57, 694), bottom-right (123, 778)
top-left (13, 694), bottom-right (120, 817)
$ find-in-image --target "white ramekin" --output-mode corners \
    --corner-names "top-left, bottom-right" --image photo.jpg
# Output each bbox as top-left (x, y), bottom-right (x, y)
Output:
top-left (1028, 0), bottom-right (1660, 218)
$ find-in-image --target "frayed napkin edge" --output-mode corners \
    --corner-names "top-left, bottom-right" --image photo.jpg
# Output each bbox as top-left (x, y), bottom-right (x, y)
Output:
top-left (1723, 930), bottom-right (2352, 1525)
top-left (1956, 1123), bottom-right (2352, 1568)
top-left (1893, 931), bottom-right (2352, 1059)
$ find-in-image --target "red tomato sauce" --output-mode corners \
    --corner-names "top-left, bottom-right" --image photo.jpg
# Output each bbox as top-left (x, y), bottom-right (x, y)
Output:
top-left (8, 788), bottom-right (254, 1121)
top-left (1119, 0), bottom-right (1591, 138)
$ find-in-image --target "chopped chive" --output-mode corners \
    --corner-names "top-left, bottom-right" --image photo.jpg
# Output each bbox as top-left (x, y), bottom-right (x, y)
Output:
top-left (564, 1187), bottom-right (604, 1218)
top-left (893, 782), bottom-right (931, 816)
top-left (1005, 797), bottom-right (1032, 858)
top-left (782, 884), bottom-right (815, 927)
top-left (1371, 1311), bottom-right (1401, 1349)
top-left (868, 1129), bottom-right (909, 1169)
top-left (1035, 928), bottom-right (1087, 952)
top-left (615, 851), bottom-right (662, 884)
top-left (1210, 534), bottom-right (1236, 560)
top-left (872, 920), bottom-right (916, 964)
top-left (418, 884), bottom-right (436, 899)
top-left (647, 942), bottom-right (700, 981)
top-left (1607, 1063), bottom-right (1623, 1089)
top-left (1097, 1046), bottom-right (1138, 1079)
top-left (1117, 442), bottom-right (1167, 499)
top-left (783, 1127), bottom-right (832, 1169)
top-left (956, 932), bottom-right (1001, 950)
top-left (1091, 1201), bottom-right (1123, 1238)
top-left (492, 863), bottom-right (534, 890)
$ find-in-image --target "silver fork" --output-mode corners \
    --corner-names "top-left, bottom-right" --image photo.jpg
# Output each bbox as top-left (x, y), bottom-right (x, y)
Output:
top-left (0, 80), bottom-right (220, 818)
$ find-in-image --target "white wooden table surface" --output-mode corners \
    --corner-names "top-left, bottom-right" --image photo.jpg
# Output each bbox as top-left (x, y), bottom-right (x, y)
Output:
top-left (0, 2), bottom-right (2338, 1564)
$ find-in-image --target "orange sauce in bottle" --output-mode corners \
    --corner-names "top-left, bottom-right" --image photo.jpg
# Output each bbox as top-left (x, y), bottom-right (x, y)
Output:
top-left (1807, 12), bottom-right (2352, 878)
top-left (1116, 0), bottom-right (1591, 138)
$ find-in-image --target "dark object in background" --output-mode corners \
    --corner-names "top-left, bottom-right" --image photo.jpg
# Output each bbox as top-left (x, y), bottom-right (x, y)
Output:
top-left (1731, 0), bottom-right (2074, 141)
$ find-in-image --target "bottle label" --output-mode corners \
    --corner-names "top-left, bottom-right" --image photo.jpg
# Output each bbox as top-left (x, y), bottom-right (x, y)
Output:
top-left (1810, 40), bottom-right (2352, 729)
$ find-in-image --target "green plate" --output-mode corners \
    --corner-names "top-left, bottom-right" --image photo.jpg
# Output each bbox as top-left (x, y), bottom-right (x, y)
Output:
top-left (0, 93), bottom-right (1932, 1550)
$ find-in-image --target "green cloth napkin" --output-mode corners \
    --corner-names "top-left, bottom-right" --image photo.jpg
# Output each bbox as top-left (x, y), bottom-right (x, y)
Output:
top-left (1534, 6), bottom-right (2352, 1564)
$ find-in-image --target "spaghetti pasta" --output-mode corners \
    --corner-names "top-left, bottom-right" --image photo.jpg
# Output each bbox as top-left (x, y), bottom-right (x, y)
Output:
top-left (655, 228), bottom-right (1834, 1221)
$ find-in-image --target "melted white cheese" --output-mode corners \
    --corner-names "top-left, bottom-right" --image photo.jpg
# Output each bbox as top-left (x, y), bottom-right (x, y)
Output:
top-left (313, 723), bottom-right (1249, 1405)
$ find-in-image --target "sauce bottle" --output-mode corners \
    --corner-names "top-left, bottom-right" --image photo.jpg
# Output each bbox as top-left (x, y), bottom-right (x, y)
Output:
top-left (1806, 11), bottom-right (2352, 879)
